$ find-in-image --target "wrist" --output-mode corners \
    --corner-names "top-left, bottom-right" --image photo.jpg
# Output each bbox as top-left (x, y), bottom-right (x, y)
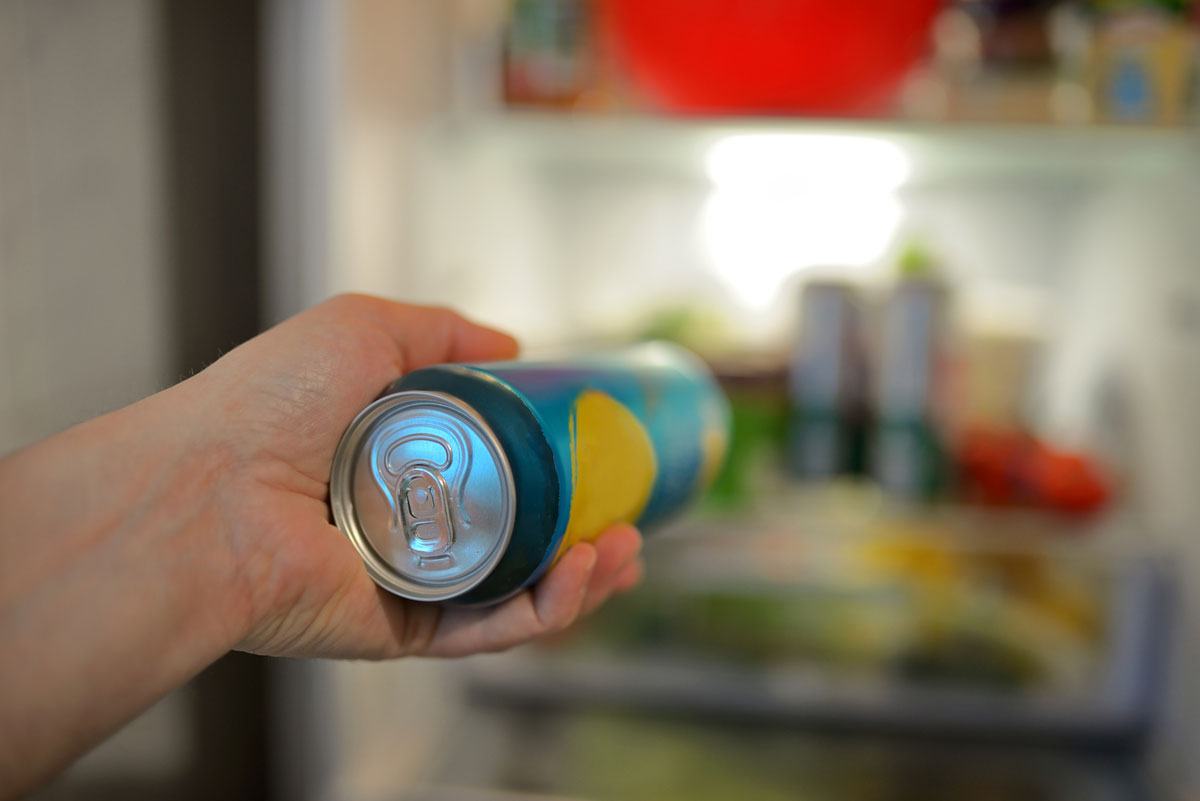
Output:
top-left (130, 376), bottom-right (254, 654)
top-left (0, 380), bottom-right (247, 792)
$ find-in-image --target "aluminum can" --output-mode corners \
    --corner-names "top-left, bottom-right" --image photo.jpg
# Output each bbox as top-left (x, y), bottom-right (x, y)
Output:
top-left (330, 342), bottom-right (729, 605)
top-left (873, 277), bottom-right (949, 499)
top-left (787, 281), bottom-right (869, 479)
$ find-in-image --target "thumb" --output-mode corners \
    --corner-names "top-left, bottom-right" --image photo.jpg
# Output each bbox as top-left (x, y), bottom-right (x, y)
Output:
top-left (322, 294), bottom-right (519, 371)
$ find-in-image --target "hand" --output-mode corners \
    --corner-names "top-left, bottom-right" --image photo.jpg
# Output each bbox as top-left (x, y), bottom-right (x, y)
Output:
top-left (188, 294), bottom-right (645, 658)
top-left (0, 295), bottom-right (644, 798)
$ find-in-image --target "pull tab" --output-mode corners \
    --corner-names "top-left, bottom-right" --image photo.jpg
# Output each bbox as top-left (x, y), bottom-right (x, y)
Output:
top-left (397, 466), bottom-right (455, 563)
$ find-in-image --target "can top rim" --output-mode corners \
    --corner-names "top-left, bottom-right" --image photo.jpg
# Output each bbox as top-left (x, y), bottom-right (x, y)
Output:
top-left (329, 389), bottom-right (516, 602)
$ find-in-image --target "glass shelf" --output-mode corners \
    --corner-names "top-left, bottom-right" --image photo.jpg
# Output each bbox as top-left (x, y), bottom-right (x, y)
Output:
top-left (432, 112), bottom-right (1200, 186)
top-left (459, 539), bottom-right (1168, 747)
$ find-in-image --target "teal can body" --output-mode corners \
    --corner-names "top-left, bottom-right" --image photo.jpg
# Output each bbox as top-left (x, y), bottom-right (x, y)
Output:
top-left (330, 342), bottom-right (729, 605)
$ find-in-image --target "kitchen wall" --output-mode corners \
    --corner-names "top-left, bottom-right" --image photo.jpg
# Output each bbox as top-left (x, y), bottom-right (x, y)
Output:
top-left (0, 0), bottom-right (173, 455)
top-left (2, 2), bottom-right (268, 798)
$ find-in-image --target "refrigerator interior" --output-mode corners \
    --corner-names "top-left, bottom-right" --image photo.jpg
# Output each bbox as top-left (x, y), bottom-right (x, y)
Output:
top-left (264, 3), bottom-right (1200, 800)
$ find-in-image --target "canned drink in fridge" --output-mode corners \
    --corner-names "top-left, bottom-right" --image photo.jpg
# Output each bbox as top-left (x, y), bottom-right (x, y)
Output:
top-left (874, 277), bottom-right (949, 499)
top-left (787, 281), bottom-right (869, 479)
top-left (329, 342), bottom-right (730, 605)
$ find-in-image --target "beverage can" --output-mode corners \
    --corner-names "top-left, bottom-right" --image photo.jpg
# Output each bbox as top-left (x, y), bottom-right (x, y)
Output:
top-left (787, 281), bottom-right (868, 479)
top-left (330, 342), bottom-right (729, 605)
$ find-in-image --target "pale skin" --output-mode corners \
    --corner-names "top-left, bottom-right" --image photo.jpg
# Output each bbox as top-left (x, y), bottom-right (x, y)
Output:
top-left (0, 295), bottom-right (644, 798)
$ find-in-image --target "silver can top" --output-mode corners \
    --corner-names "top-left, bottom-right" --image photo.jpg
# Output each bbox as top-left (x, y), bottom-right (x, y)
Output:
top-left (330, 390), bottom-right (516, 601)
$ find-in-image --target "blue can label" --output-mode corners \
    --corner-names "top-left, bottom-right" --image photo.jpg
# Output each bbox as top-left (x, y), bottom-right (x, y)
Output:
top-left (395, 342), bottom-right (729, 602)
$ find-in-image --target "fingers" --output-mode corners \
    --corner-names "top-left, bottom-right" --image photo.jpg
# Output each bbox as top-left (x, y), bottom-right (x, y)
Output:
top-left (419, 525), bottom-right (644, 658)
top-left (423, 542), bottom-right (597, 658)
top-left (611, 558), bottom-right (645, 595)
top-left (580, 525), bottom-right (643, 615)
top-left (325, 294), bottom-right (519, 370)
top-left (532, 541), bottom-right (598, 630)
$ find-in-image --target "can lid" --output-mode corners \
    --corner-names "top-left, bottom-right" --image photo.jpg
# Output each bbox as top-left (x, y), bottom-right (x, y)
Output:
top-left (330, 390), bottom-right (516, 601)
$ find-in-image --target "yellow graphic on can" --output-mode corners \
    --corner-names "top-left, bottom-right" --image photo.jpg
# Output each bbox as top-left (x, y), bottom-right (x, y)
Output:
top-left (557, 390), bottom-right (658, 558)
top-left (697, 418), bottom-right (729, 494)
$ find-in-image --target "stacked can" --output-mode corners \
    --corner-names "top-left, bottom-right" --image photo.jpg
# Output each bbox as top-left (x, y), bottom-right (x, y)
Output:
top-left (787, 281), bottom-right (868, 480)
top-left (873, 277), bottom-right (949, 499)
top-left (330, 342), bottom-right (729, 605)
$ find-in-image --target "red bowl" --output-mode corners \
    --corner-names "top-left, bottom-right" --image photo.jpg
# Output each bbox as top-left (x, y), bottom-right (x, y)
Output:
top-left (600, 0), bottom-right (944, 115)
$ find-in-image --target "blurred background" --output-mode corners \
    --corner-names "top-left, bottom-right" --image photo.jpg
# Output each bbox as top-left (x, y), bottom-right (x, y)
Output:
top-left (3, 0), bottom-right (1200, 798)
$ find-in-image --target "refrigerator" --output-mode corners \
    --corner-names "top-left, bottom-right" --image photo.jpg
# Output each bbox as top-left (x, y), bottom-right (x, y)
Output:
top-left (263, 2), bottom-right (1200, 799)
